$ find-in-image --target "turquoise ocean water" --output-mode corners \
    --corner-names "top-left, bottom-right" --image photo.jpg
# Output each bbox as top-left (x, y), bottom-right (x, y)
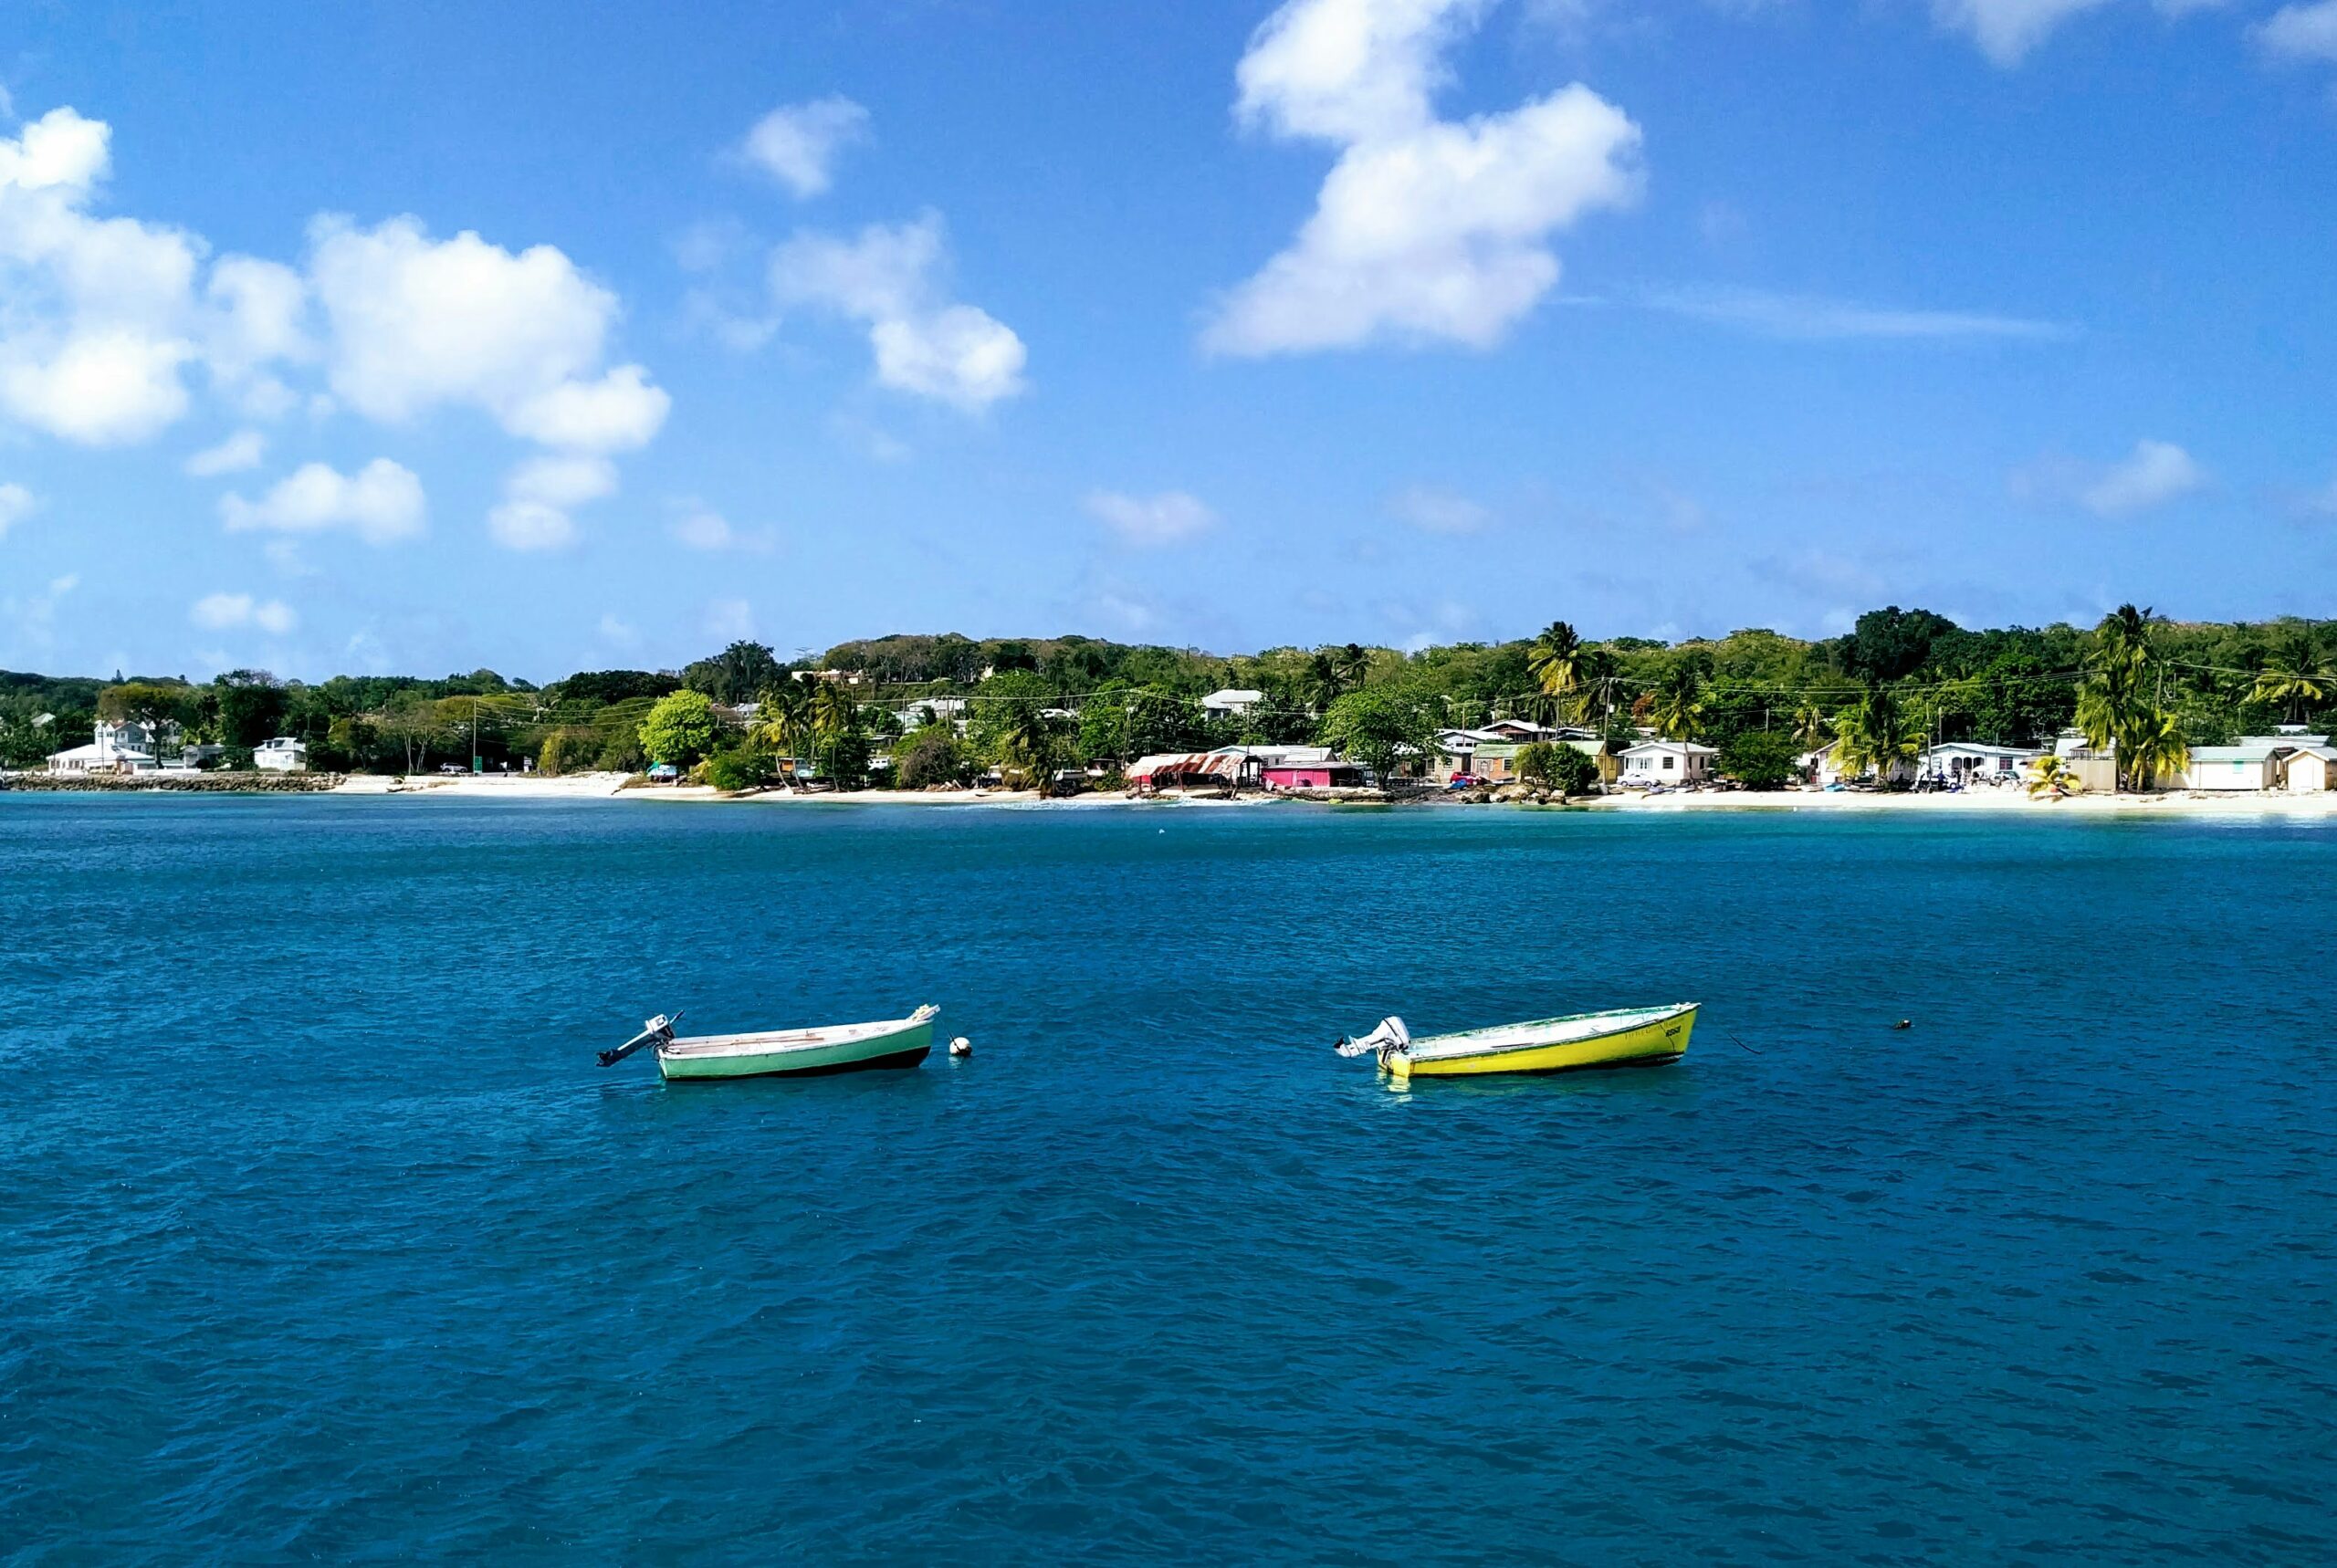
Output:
top-left (4, 797), bottom-right (2333, 1563)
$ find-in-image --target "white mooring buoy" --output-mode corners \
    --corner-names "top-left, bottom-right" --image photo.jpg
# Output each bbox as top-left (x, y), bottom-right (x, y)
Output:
top-left (949, 1036), bottom-right (972, 1058)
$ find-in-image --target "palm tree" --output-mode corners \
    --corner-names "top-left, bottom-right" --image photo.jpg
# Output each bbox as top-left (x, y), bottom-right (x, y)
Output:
top-left (2026, 753), bottom-right (2080, 799)
top-left (1303, 650), bottom-right (1346, 714)
top-left (749, 680), bottom-right (812, 775)
top-left (808, 680), bottom-right (860, 781)
top-left (1525, 622), bottom-right (1583, 711)
top-left (2249, 633), bottom-right (2333, 723)
top-left (1831, 684), bottom-right (1919, 782)
top-left (1789, 704), bottom-right (1830, 752)
top-left (1650, 662), bottom-right (1705, 741)
top-left (997, 704), bottom-right (1064, 796)
top-left (1573, 646), bottom-right (1620, 730)
top-left (2075, 603), bottom-right (2182, 791)
top-left (2122, 706), bottom-right (2191, 792)
top-left (1333, 643), bottom-right (1371, 693)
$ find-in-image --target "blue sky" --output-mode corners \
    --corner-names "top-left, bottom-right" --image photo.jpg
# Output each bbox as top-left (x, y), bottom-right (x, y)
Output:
top-left (1, 0), bottom-right (2334, 682)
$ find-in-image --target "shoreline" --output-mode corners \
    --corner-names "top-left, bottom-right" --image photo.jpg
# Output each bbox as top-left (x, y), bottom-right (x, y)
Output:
top-left (7, 769), bottom-right (2334, 818)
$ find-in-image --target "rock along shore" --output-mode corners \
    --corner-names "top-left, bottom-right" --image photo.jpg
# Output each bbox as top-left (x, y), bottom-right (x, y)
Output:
top-left (0, 772), bottom-right (345, 793)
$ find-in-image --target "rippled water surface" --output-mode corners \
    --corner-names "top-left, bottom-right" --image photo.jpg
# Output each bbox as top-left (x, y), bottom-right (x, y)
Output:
top-left (5, 797), bottom-right (2334, 1564)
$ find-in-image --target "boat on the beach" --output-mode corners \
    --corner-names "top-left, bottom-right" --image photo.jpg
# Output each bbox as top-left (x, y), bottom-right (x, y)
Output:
top-left (1336, 1002), bottom-right (1696, 1082)
top-left (599, 1004), bottom-right (938, 1081)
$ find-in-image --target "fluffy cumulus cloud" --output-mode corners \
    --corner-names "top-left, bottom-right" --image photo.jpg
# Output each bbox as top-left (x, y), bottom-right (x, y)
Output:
top-left (190, 591), bottom-right (297, 634)
top-left (0, 481), bottom-right (36, 538)
top-left (1085, 489), bottom-right (1219, 547)
top-left (0, 104), bottom-right (672, 566)
top-left (770, 214), bottom-right (1027, 411)
top-left (2256, 1), bottom-right (2337, 60)
top-left (1203, 0), bottom-right (1642, 356)
top-left (739, 97), bottom-right (870, 198)
top-left (308, 215), bottom-right (668, 453)
top-left (221, 458), bottom-right (426, 545)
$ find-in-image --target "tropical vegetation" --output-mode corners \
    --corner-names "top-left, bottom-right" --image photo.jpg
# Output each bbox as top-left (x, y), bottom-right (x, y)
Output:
top-left (5, 607), bottom-right (2329, 793)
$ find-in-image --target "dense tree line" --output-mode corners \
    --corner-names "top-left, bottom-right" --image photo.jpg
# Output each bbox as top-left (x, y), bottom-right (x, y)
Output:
top-left (5, 608), bottom-right (2330, 786)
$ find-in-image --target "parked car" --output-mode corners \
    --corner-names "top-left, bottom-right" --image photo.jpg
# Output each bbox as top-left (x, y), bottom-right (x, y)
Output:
top-left (646, 763), bottom-right (682, 783)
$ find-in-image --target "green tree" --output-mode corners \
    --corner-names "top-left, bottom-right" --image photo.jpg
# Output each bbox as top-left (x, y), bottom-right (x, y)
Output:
top-left (1515, 740), bottom-right (1599, 794)
top-left (749, 680), bottom-right (813, 766)
top-left (2027, 753), bottom-right (2080, 799)
top-left (1831, 684), bottom-right (1919, 782)
top-left (1316, 686), bottom-right (1434, 784)
top-left (683, 641), bottom-right (783, 705)
top-left (703, 747), bottom-right (775, 792)
top-left (2249, 634), bottom-right (2333, 724)
top-left (1650, 662), bottom-right (1706, 740)
top-left (1719, 730), bottom-right (1800, 789)
top-left (639, 690), bottom-right (718, 766)
top-left (895, 726), bottom-right (972, 788)
top-left (1525, 622), bottom-right (1583, 714)
top-left (2076, 603), bottom-right (2185, 789)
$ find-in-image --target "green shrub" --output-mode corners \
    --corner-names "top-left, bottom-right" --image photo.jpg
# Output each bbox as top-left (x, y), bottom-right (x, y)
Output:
top-left (703, 747), bottom-right (775, 793)
top-left (1719, 730), bottom-right (1800, 789)
top-left (538, 726), bottom-right (596, 777)
top-left (896, 726), bottom-right (971, 789)
top-left (1518, 742), bottom-right (1599, 794)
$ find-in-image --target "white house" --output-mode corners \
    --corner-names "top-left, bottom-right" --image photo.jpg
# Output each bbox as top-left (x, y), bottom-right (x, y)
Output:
top-left (254, 737), bottom-right (309, 772)
top-left (47, 717), bottom-right (174, 775)
top-left (2280, 746), bottom-right (2335, 792)
top-left (1923, 742), bottom-right (2044, 786)
top-left (1202, 688), bottom-right (1263, 717)
top-left (2171, 735), bottom-right (2332, 792)
top-left (1619, 739), bottom-right (1716, 787)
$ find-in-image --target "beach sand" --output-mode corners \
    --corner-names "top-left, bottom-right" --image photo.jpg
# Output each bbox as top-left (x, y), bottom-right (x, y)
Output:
top-left (327, 771), bottom-right (2337, 818)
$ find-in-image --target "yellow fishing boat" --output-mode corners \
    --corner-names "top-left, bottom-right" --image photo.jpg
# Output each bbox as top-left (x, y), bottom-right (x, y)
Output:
top-left (1336, 1002), bottom-right (1697, 1082)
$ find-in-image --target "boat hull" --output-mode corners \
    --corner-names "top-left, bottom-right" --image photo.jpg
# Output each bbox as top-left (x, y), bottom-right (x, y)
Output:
top-left (656, 1019), bottom-right (935, 1082)
top-left (1389, 1005), bottom-right (1695, 1081)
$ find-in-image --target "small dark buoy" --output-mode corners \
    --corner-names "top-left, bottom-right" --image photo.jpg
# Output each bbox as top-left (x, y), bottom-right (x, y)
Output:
top-left (948, 1036), bottom-right (972, 1058)
top-left (1892, 1019), bottom-right (1913, 1030)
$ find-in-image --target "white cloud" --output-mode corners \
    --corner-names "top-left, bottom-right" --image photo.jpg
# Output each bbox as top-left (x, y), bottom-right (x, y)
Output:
top-left (2256, 1), bottom-right (2337, 59)
top-left (673, 509), bottom-right (739, 550)
top-left (1, 329), bottom-right (194, 444)
top-left (1641, 286), bottom-right (2073, 340)
top-left (221, 458), bottom-right (426, 545)
top-left (0, 104), bottom-right (671, 513)
top-left (1, 571), bottom-right (78, 653)
top-left (0, 482), bottom-right (36, 538)
top-left (2080, 440), bottom-right (2205, 516)
top-left (706, 597), bottom-right (755, 640)
top-left (1932, 0), bottom-right (2116, 65)
top-left (184, 428), bottom-right (267, 476)
top-left (1389, 484), bottom-right (1489, 534)
top-left (486, 454), bottom-right (615, 552)
top-left (739, 97), bottom-right (871, 198)
top-left (1085, 489), bottom-right (1219, 547)
top-left (598, 612), bottom-right (640, 647)
top-left (307, 215), bottom-right (668, 446)
top-left (190, 591), bottom-right (297, 634)
top-left (770, 214), bottom-right (1027, 411)
top-left (1203, 0), bottom-right (1642, 356)
top-left (487, 500), bottom-right (575, 552)
top-left (505, 454), bottom-right (617, 508)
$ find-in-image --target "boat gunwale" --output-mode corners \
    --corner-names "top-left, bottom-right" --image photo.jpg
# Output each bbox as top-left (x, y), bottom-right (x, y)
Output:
top-left (656, 1014), bottom-right (932, 1061)
top-left (1406, 1001), bottom-right (1697, 1060)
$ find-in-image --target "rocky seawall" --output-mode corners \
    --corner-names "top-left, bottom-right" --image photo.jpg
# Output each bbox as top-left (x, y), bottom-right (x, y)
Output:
top-left (0, 772), bottom-right (345, 793)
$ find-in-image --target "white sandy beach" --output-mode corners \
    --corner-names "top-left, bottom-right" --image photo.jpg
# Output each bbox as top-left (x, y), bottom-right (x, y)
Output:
top-left (325, 771), bottom-right (2337, 818)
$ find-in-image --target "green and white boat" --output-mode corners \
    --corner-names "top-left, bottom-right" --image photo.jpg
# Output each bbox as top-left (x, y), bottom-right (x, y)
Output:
top-left (599, 1004), bottom-right (938, 1081)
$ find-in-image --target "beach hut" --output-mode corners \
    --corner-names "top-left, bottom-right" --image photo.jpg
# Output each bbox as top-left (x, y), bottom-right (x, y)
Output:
top-left (1126, 752), bottom-right (1243, 793)
top-left (2279, 745), bottom-right (2334, 793)
top-left (2178, 743), bottom-right (2279, 791)
top-left (1923, 742), bottom-right (2043, 786)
